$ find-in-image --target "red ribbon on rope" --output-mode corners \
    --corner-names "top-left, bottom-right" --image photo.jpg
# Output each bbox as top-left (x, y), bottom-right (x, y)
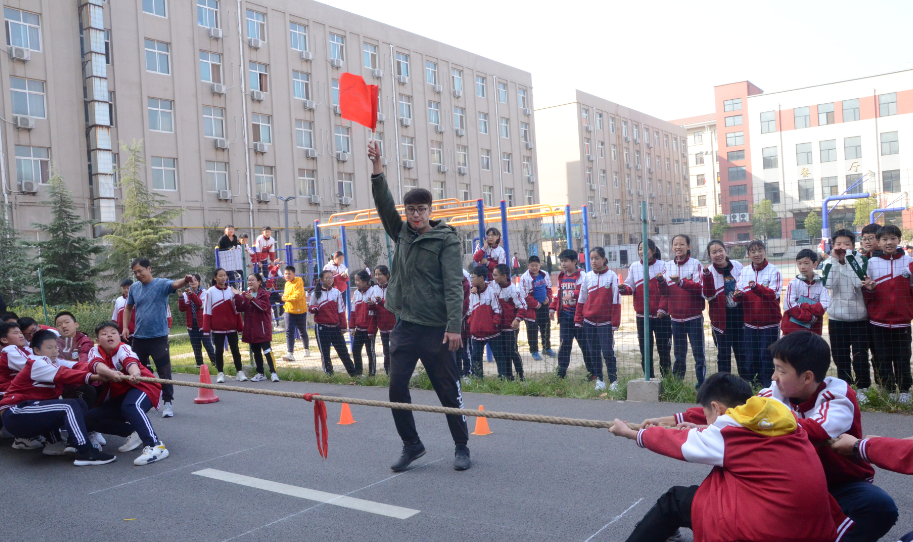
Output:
top-left (303, 393), bottom-right (328, 459)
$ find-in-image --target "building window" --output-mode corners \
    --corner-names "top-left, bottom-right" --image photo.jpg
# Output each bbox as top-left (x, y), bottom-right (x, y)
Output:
top-left (289, 22), bottom-right (307, 51)
top-left (497, 82), bottom-right (508, 103)
top-left (724, 115), bottom-right (743, 127)
top-left (14, 145), bottom-right (48, 188)
top-left (395, 53), bottom-right (410, 77)
top-left (729, 184), bottom-right (747, 196)
top-left (694, 131), bottom-right (703, 144)
top-left (147, 98), bottom-right (173, 133)
top-left (433, 181), bottom-right (446, 200)
top-left (636, 151), bottom-right (642, 167)
top-left (452, 69), bottom-right (463, 94)
top-left (104, 29), bottom-right (111, 64)
top-left (10, 77), bottom-right (45, 118)
top-left (199, 51), bottom-right (222, 83)
top-left (144, 39), bottom-right (170, 74)
top-left (108, 91), bottom-right (115, 127)
top-left (881, 131), bottom-right (899, 156)
top-left (400, 136), bottom-right (414, 160)
top-left (292, 71), bottom-right (311, 100)
top-left (478, 112), bottom-right (488, 134)
top-left (794, 106), bottom-right (810, 129)
top-left (252, 113), bottom-right (271, 144)
top-left (430, 141), bottom-right (443, 165)
top-left (481, 149), bottom-right (491, 170)
top-left (696, 174), bottom-right (706, 186)
top-left (399, 94), bottom-right (412, 119)
top-left (500, 118), bottom-right (510, 139)
top-left (331, 79), bottom-right (339, 105)
top-left (819, 103), bottom-right (834, 125)
top-left (764, 182), bottom-right (780, 204)
top-left (599, 169), bottom-right (606, 185)
top-left (581, 109), bottom-right (589, 127)
top-left (521, 122), bottom-right (530, 143)
top-left (623, 148), bottom-right (629, 165)
top-left (696, 195), bottom-right (707, 207)
top-left (476, 76), bottom-right (486, 97)
top-left (518, 88), bottom-right (528, 110)
top-left (728, 167), bottom-right (746, 181)
top-left (206, 161), bottom-right (228, 192)
top-left (459, 183), bottom-right (470, 201)
top-left (879, 93), bottom-right (897, 117)
top-left (798, 179), bottom-right (814, 201)
top-left (609, 117), bottom-right (616, 133)
top-left (202, 106), bottom-right (224, 138)
top-left (482, 185), bottom-right (493, 207)
top-left (197, 0), bottom-right (219, 28)
top-left (598, 141), bottom-right (605, 158)
top-left (883, 170), bottom-right (901, 193)
top-left (4, 8), bottom-right (41, 51)
top-left (371, 131), bottom-right (384, 156)
top-left (585, 167), bottom-right (593, 184)
top-left (611, 144), bottom-right (617, 161)
top-left (596, 113), bottom-right (603, 130)
top-left (425, 61), bottom-right (437, 85)
top-left (762, 147), bottom-right (778, 169)
top-left (727, 150), bottom-right (744, 161)
top-left (295, 120), bottom-right (314, 149)
top-left (526, 190), bottom-right (535, 206)
top-left (723, 98), bottom-right (741, 112)
top-left (844, 136), bottom-right (862, 160)
top-left (665, 158), bottom-right (670, 171)
top-left (329, 33), bottom-right (345, 61)
top-left (143, 0), bottom-right (166, 17)
top-left (846, 173), bottom-right (864, 194)
top-left (613, 172), bottom-right (619, 187)
top-left (813, 140), bottom-right (836, 163)
top-left (502, 152), bottom-right (512, 173)
top-left (453, 107), bottom-right (466, 130)
top-left (730, 200), bottom-right (748, 214)
top-left (796, 142), bottom-right (813, 165)
top-left (623, 121), bottom-right (628, 137)
top-left (428, 100), bottom-right (441, 125)
top-left (725, 131), bottom-right (743, 147)
top-left (334, 125), bottom-right (351, 153)
top-left (760, 111), bottom-right (776, 133)
top-left (843, 99), bottom-right (860, 122)
top-left (822, 176), bottom-right (838, 197)
top-left (362, 43), bottom-right (379, 69)
top-left (151, 157), bottom-right (177, 191)
top-left (252, 165), bottom-right (273, 194)
top-left (505, 187), bottom-right (514, 207)
top-left (298, 168), bottom-right (316, 197)
top-left (457, 146), bottom-right (468, 167)
top-left (248, 62), bottom-right (268, 92)
top-left (246, 10), bottom-right (265, 41)
top-left (615, 199), bottom-right (622, 214)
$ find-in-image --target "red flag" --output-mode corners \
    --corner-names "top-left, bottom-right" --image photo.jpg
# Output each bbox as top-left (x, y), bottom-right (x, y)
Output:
top-left (340, 73), bottom-right (378, 130)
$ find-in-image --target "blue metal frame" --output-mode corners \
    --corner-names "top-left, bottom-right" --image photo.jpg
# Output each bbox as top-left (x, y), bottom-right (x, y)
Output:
top-left (821, 193), bottom-right (870, 251)
top-left (871, 207), bottom-right (905, 224)
top-left (582, 205), bottom-right (590, 272)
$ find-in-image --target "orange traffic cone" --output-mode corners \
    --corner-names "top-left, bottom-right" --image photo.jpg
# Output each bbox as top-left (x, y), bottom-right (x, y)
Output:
top-left (194, 364), bottom-right (220, 404)
top-left (337, 403), bottom-right (356, 425)
top-left (471, 405), bottom-right (492, 436)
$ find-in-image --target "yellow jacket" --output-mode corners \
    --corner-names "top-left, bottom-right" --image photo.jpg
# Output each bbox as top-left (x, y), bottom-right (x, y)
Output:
top-left (283, 277), bottom-right (307, 314)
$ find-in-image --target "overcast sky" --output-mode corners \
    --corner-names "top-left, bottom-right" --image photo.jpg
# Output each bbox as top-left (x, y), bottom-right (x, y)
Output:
top-left (332, 0), bottom-right (913, 121)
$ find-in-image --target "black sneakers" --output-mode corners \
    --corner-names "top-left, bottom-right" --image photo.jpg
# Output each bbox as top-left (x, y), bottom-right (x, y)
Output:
top-left (73, 447), bottom-right (117, 466)
top-left (454, 444), bottom-right (471, 471)
top-left (390, 441), bottom-right (426, 472)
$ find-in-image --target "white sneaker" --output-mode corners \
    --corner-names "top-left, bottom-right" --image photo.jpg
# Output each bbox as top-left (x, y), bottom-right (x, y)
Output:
top-left (594, 379), bottom-right (607, 391)
top-left (216, 372), bottom-right (225, 383)
top-left (119, 432), bottom-right (143, 452)
top-left (236, 371), bottom-right (248, 382)
top-left (134, 441), bottom-right (169, 466)
top-left (12, 437), bottom-right (44, 450)
top-left (901, 392), bottom-right (912, 404)
top-left (666, 530), bottom-right (684, 542)
top-left (90, 432), bottom-right (106, 447)
top-left (303, 349), bottom-right (311, 357)
top-left (42, 440), bottom-right (70, 456)
top-left (271, 372), bottom-right (280, 382)
top-left (251, 373), bottom-right (267, 382)
top-left (609, 381), bottom-right (619, 392)
top-left (161, 402), bottom-right (174, 418)
top-left (282, 354), bottom-right (295, 362)
top-left (856, 388), bottom-right (869, 405)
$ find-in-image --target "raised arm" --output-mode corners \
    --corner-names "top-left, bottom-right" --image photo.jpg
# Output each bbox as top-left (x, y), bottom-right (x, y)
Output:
top-left (368, 142), bottom-right (403, 240)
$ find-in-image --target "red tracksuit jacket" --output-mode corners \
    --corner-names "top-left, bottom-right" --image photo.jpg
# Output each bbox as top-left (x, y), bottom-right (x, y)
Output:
top-left (88, 343), bottom-right (162, 409)
top-left (351, 285), bottom-right (381, 334)
top-left (234, 287), bottom-right (273, 344)
top-left (781, 276), bottom-right (830, 336)
top-left (202, 285), bottom-right (244, 334)
top-left (736, 260), bottom-right (782, 329)
top-left (490, 281), bottom-right (527, 331)
top-left (0, 345), bottom-right (32, 394)
top-left (660, 255), bottom-right (705, 322)
top-left (863, 254), bottom-right (913, 328)
top-left (857, 437), bottom-right (913, 474)
top-left (308, 287), bottom-right (348, 328)
top-left (621, 259), bottom-right (668, 317)
top-left (374, 283), bottom-right (395, 332)
top-left (702, 259), bottom-right (742, 334)
top-left (178, 289), bottom-right (206, 328)
top-left (473, 242), bottom-right (506, 280)
top-left (575, 268), bottom-right (621, 328)
top-left (468, 284), bottom-right (501, 340)
top-left (0, 356), bottom-right (93, 410)
top-left (549, 270), bottom-right (583, 318)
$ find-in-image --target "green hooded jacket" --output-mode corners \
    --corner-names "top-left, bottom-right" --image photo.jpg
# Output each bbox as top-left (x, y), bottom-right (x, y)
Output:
top-left (371, 173), bottom-right (463, 333)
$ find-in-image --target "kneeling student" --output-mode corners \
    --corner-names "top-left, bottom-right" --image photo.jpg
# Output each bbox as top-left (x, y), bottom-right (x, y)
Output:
top-left (85, 322), bottom-right (169, 466)
top-left (611, 372), bottom-right (850, 542)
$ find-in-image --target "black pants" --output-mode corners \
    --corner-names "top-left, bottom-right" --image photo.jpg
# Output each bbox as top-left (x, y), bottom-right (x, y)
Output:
top-left (380, 331), bottom-right (391, 375)
top-left (497, 329), bottom-right (524, 380)
top-left (352, 330), bottom-right (377, 376)
top-left (213, 332), bottom-right (243, 373)
top-left (188, 325), bottom-right (216, 366)
top-left (471, 336), bottom-right (509, 378)
top-left (285, 312), bottom-right (310, 352)
top-left (830, 320), bottom-right (871, 389)
top-left (831, 480), bottom-right (898, 542)
top-left (1, 399), bottom-right (92, 452)
top-left (62, 383), bottom-right (99, 410)
top-left (626, 485), bottom-right (696, 542)
top-left (711, 306), bottom-right (745, 375)
top-left (389, 320), bottom-right (469, 446)
top-left (871, 325), bottom-right (913, 392)
top-left (583, 323), bottom-right (616, 382)
top-left (557, 311), bottom-right (586, 378)
top-left (525, 303), bottom-right (552, 353)
top-left (270, 291), bottom-right (285, 321)
top-left (315, 324), bottom-right (356, 376)
top-left (249, 341), bottom-right (276, 375)
top-left (133, 335), bottom-right (173, 402)
top-left (85, 388), bottom-right (158, 447)
top-left (458, 317), bottom-right (471, 377)
top-left (636, 316), bottom-right (672, 378)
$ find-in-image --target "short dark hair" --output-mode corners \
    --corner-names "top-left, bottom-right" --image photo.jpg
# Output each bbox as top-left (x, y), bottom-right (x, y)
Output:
top-left (861, 223), bottom-right (880, 236)
top-left (285, 265), bottom-right (296, 273)
top-left (333, 251), bottom-right (344, 258)
top-left (225, 224), bottom-right (234, 229)
top-left (558, 248), bottom-right (578, 262)
top-left (768, 330), bottom-right (830, 382)
top-left (30, 329), bottom-right (58, 351)
top-left (18, 317), bottom-right (37, 330)
top-left (239, 234), bottom-right (249, 240)
top-left (262, 226), bottom-right (271, 231)
top-left (0, 321), bottom-right (20, 340)
top-left (54, 311), bottom-right (76, 324)
top-left (249, 272), bottom-right (265, 284)
top-left (528, 255), bottom-right (540, 263)
top-left (695, 372), bottom-right (753, 409)
top-left (706, 239), bottom-right (725, 259)
top-left (831, 229), bottom-right (855, 245)
top-left (120, 278), bottom-right (134, 288)
top-left (0, 312), bottom-right (19, 322)
top-left (493, 264), bottom-right (511, 277)
top-left (130, 257), bottom-right (151, 270)
top-left (472, 265), bottom-right (489, 279)
top-left (403, 188), bottom-right (433, 206)
top-left (747, 240), bottom-right (766, 253)
top-left (877, 224), bottom-right (902, 239)
top-left (94, 321), bottom-right (120, 336)
top-left (795, 248), bottom-right (817, 263)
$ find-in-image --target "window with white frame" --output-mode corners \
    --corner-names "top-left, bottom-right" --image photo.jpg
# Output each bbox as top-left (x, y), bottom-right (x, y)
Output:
top-left (625, 174), bottom-right (631, 189)
top-left (292, 71), bottom-right (310, 100)
top-left (597, 141), bottom-right (605, 158)
top-left (586, 167), bottom-right (593, 184)
top-left (400, 136), bottom-right (414, 160)
top-left (363, 43), bottom-right (378, 69)
top-left (611, 144), bottom-right (617, 161)
top-left (500, 117), bottom-right (510, 138)
top-left (457, 145), bottom-right (468, 167)
top-left (879, 93), bottom-right (897, 117)
top-left (452, 107), bottom-right (465, 130)
top-left (523, 156), bottom-right (532, 179)
top-left (665, 158), bottom-right (670, 171)
top-left (15, 146), bottom-right (48, 188)
top-left (151, 157), bottom-right (177, 190)
top-left (200, 51), bottom-right (221, 83)
top-left (518, 88), bottom-right (528, 109)
top-left (623, 148), bottom-right (630, 164)
top-left (794, 106), bottom-right (810, 129)
top-left (505, 187), bottom-right (514, 207)
top-left (694, 131), bottom-right (703, 144)
top-left (395, 53), bottom-right (409, 77)
top-left (337, 172), bottom-right (353, 198)
top-left (723, 98), bottom-right (741, 112)
top-left (143, 0), bottom-right (166, 17)
top-left (428, 101), bottom-right (441, 125)
top-left (622, 121), bottom-right (627, 137)
top-left (483, 185), bottom-right (493, 207)
top-left (609, 117), bottom-right (616, 133)
top-left (425, 61), bottom-right (437, 85)
top-left (452, 69), bottom-right (463, 93)
top-left (5, 8), bottom-right (41, 51)
top-left (695, 152), bottom-right (704, 165)
top-left (249, 62), bottom-right (268, 92)
top-left (255, 165), bottom-right (274, 194)
top-left (502, 152), bottom-right (512, 173)
top-left (104, 29), bottom-right (111, 64)
top-left (674, 160), bottom-right (679, 174)
top-left (520, 122), bottom-right (530, 142)
top-left (430, 141), bottom-right (443, 165)
top-left (760, 111), bottom-right (776, 133)
top-left (478, 112), bottom-right (489, 134)
top-left (820, 139), bottom-right (837, 162)
top-left (206, 160), bottom-right (228, 192)
top-left (289, 22), bottom-right (308, 51)
top-left (335, 125), bottom-right (351, 153)
top-left (476, 76), bottom-right (486, 97)
top-left (373, 131), bottom-right (384, 156)
top-left (672, 138), bottom-right (678, 151)
top-left (202, 106), bottom-right (224, 138)
top-left (332, 79), bottom-right (339, 105)
top-left (148, 98), bottom-right (173, 133)
top-left (526, 190), bottom-right (534, 206)
top-left (197, 0), bottom-right (218, 28)
top-left (252, 113), bottom-right (271, 143)
top-left (298, 168), bottom-right (316, 196)
top-left (246, 10), bottom-right (265, 41)
top-left (796, 142), bottom-right (812, 165)
top-left (403, 179), bottom-right (417, 192)
top-left (399, 94), bottom-right (412, 119)
top-left (615, 199), bottom-right (621, 215)
top-left (596, 113), bottom-right (603, 130)
top-left (633, 124), bottom-right (639, 140)
top-left (613, 172), bottom-right (619, 187)
top-left (481, 149), bottom-right (491, 170)
top-left (296, 120), bottom-right (313, 149)
top-left (636, 150), bottom-right (641, 167)
top-left (10, 77), bottom-right (45, 118)
top-left (329, 33), bottom-right (345, 60)
top-left (582, 109), bottom-right (589, 126)
top-left (144, 39), bottom-right (170, 74)
top-left (881, 132), bottom-right (899, 156)
top-left (497, 82), bottom-right (507, 103)
top-left (431, 181), bottom-right (446, 200)
top-left (459, 183), bottom-right (470, 201)
top-left (726, 131), bottom-right (744, 147)
top-left (584, 138), bottom-right (591, 156)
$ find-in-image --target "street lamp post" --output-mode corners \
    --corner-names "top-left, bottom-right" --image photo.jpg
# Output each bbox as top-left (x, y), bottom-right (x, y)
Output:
top-left (275, 195), bottom-right (297, 250)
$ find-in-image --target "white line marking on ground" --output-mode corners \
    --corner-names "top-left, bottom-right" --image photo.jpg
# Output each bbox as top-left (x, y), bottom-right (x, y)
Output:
top-left (87, 444), bottom-right (265, 495)
top-left (194, 468), bottom-right (420, 519)
top-left (583, 498), bottom-right (644, 542)
top-left (218, 457), bottom-right (445, 542)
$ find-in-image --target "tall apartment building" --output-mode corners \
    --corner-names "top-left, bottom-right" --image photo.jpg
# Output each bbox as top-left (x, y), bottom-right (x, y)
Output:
top-left (1, 0), bottom-right (537, 248)
top-left (668, 113), bottom-right (719, 219)
top-left (535, 90), bottom-right (692, 263)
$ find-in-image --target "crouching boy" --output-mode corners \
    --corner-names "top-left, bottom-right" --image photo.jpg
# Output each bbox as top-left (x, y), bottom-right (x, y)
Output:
top-left (611, 371), bottom-right (850, 542)
top-left (85, 321), bottom-right (169, 466)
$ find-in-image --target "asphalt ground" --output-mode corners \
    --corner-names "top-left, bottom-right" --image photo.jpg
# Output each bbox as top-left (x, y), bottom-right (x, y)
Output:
top-left (2, 375), bottom-right (912, 542)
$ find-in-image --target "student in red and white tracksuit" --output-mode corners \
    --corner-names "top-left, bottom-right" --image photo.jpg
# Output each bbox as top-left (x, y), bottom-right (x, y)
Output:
top-left (458, 268), bottom-right (472, 377)
top-left (620, 239), bottom-right (670, 378)
top-left (519, 255), bottom-right (553, 358)
top-left (781, 249), bottom-right (830, 336)
top-left (736, 240), bottom-right (782, 386)
top-left (703, 240), bottom-right (745, 376)
top-left (253, 227), bottom-right (277, 268)
top-left (234, 273), bottom-right (279, 382)
top-left (491, 264), bottom-right (527, 381)
top-left (202, 268), bottom-right (246, 383)
top-left (0, 323), bottom-right (31, 396)
top-left (372, 265), bottom-right (395, 375)
top-left (309, 270), bottom-right (356, 376)
top-left (324, 251), bottom-right (349, 293)
top-left (350, 270), bottom-right (381, 376)
top-left (467, 266), bottom-right (502, 378)
top-left (659, 235), bottom-right (706, 388)
top-left (575, 248), bottom-right (620, 388)
top-left (549, 249), bottom-right (585, 379)
top-left (473, 228), bottom-right (506, 280)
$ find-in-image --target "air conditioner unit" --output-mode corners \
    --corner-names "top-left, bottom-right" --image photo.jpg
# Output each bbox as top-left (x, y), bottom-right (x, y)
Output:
top-left (648, 167), bottom-right (654, 174)
top-left (21, 180), bottom-right (38, 193)
top-left (300, 50), bottom-right (313, 61)
top-left (727, 213), bottom-right (738, 223)
top-left (333, 104), bottom-right (342, 116)
top-left (251, 90), bottom-right (265, 101)
top-left (637, 190), bottom-right (644, 197)
top-left (13, 115), bottom-right (34, 130)
top-left (647, 141), bottom-right (653, 148)
top-left (585, 125), bottom-right (593, 132)
top-left (305, 148), bottom-right (317, 158)
top-left (8, 46), bottom-right (29, 62)
top-left (739, 212), bottom-right (750, 222)
top-left (435, 124), bottom-right (445, 134)
top-left (526, 176), bottom-right (535, 184)
top-left (525, 141), bottom-right (534, 150)
top-left (253, 142), bottom-right (268, 153)
top-left (634, 138), bottom-right (640, 144)
top-left (522, 108), bottom-right (532, 116)
top-left (458, 166), bottom-right (468, 175)
top-left (308, 194), bottom-right (321, 205)
top-left (208, 27), bottom-right (222, 39)
top-left (433, 84), bottom-right (442, 94)
top-left (377, 113), bottom-right (386, 123)
top-left (627, 188), bottom-right (633, 195)
top-left (591, 210), bottom-right (597, 218)
top-left (371, 68), bottom-right (383, 79)
top-left (651, 215), bottom-right (657, 222)
top-left (453, 89), bottom-right (462, 98)
top-left (338, 196), bottom-right (352, 206)
top-left (248, 38), bottom-right (262, 49)
top-left (636, 164), bottom-right (642, 170)
top-left (217, 189), bottom-right (232, 200)
top-left (625, 162), bottom-right (632, 169)
top-left (397, 75), bottom-right (408, 85)
top-left (588, 183), bottom-right (596, 191)
top-left (403, 159), bottom-right (415, 169)
top-left (682, 174), bottom-right (688, 181)
top-left (624, 135), bottom-right (630, 143)
top-left (587, 155), bottom-right (594, 162)
top-left (302, 99), bottom-right (315, 110)
top-left (330, 58), bottom-right (343, 69)
top-left (211, 83), bottom-right (226, 95)
top-left (400, 117), bottom-right (411, 127)
top-left (256, 192), bottom-right (272, 203)
top-left (649, 192), bottom-right (655, 199)
top-left (336, 151), bottom-right (349, 162)
top-left (437, 164), bottom-right (448, 173)
top-left (381, 157), bottom-right (389, 166)
top-left (455, 128), bottom-right (465, 137)
top-left (214, 138), bottom-right (229, 149)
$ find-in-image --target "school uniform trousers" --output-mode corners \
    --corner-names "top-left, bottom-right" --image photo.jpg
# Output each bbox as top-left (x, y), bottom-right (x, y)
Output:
top-left (636, 316), bottom-right (672, 378)
top-left (525, 304), bottom-right (552, 353)
top-left (352, 330), bottom-right (377, 376)
top-left (1, 398), bottom-right (91, 450)
top-left (85, 388), bottom-right (159, 448)
top-left (556, 310), bottom-right (586, 378)
top-left (582, 323), bottom-right (616, 383)
top-left (315, 324), bottom-right (356, 376)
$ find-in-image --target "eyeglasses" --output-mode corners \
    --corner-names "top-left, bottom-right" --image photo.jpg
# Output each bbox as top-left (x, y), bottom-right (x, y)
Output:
top-left (861, 235), bottom-right (877, 242)
top-left (404, 206), bottom-right (430, 216)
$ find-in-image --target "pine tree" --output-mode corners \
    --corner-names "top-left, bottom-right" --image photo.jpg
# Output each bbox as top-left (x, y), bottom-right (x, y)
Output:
top-left (30, 168), bottom-right (102, 304)
top-left (96, 140), bottom-right (197, 280)
top-left (0, 209), bottom-right (33, 305)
